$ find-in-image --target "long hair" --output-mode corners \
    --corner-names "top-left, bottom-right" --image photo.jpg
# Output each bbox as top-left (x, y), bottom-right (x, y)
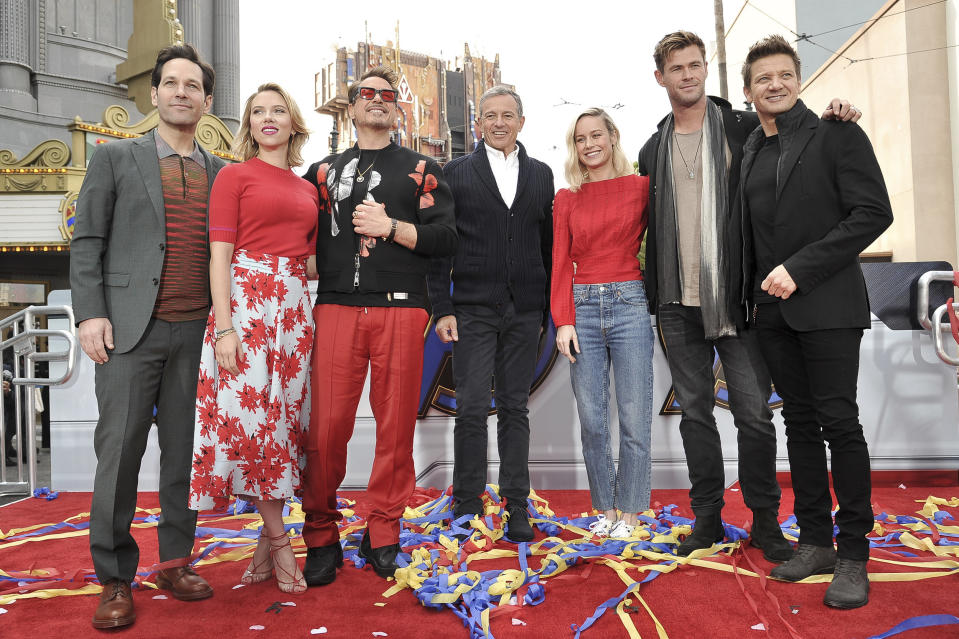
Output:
top-left (564, 108), bottom-right (633, 192)
top-left (234, 83), bottom-right (310, 167)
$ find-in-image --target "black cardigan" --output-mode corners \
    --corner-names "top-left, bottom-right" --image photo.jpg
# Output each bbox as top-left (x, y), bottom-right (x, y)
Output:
top-left (427, 141), bottom-right (554, 319)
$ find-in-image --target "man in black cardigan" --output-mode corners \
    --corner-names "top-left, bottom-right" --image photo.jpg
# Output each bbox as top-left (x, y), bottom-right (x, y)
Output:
top-left (739, 35), bottom-right (892, 609)
top-left (428, 85), bottom-right (554, 542)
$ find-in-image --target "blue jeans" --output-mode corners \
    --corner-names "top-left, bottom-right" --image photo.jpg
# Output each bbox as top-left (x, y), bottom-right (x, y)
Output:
top-left (568, 281), bottom-right (654, 513)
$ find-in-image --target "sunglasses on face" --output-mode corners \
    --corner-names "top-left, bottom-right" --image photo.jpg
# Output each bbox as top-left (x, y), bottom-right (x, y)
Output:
top-left (356, 86), bottom-right (397, 103)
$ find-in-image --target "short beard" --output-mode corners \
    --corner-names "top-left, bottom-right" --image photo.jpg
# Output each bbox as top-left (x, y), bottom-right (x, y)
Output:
top-left (670, 86), bottom-right (705, 109)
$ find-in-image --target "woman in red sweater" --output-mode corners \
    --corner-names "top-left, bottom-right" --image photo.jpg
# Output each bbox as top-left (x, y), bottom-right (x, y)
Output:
top-left (188, 83), bottom-right (318, 593)
top-left (551, 108), bottom-right (654, 540)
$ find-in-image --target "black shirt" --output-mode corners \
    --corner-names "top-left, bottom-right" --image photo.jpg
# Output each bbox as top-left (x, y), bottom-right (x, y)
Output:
top-left (745, 134), bottom-right (780, 304)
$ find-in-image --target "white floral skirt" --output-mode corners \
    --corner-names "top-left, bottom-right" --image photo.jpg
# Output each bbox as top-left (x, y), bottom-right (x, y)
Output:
top-left (189, 249), bottom-right (313, 510)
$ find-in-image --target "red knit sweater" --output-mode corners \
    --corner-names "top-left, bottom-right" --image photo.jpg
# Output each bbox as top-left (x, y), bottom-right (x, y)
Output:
top-left (550, 174), bottom-right (650, 327)
top-left (209, 157), bottom-right (319, 256)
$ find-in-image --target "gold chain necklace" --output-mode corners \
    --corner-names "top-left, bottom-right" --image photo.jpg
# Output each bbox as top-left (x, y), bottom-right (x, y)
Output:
top-left (355, 150), bottom-right (380, 183)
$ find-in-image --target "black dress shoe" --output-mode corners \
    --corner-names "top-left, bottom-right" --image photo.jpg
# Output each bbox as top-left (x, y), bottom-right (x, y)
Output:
top-left (303, 541), bottom-right (343, 586)
top-left (357, 531), bottom-right (400, 578)
top-left (505, 505), bottom-right (534, 542)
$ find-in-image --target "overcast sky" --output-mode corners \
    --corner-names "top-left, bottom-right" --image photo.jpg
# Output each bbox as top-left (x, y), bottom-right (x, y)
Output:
top-left (239, 2), bottom-right (719, 184)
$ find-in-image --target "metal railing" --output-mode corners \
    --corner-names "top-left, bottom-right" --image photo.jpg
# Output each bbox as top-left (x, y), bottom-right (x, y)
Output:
top-left (1, 305), bottom-right (78, 496)
top-left (916, 270), bottom-right (959, 366)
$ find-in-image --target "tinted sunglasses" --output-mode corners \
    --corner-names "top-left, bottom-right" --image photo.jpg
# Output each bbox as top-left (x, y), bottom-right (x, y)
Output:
top-left (356, 86), bottom-right (397, 103)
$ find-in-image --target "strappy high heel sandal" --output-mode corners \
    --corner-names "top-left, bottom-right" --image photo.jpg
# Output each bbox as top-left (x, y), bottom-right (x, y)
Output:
top-left (240, 529), bottom-right (273, 585)
top-left (269, 531), bottom-right (306, 594)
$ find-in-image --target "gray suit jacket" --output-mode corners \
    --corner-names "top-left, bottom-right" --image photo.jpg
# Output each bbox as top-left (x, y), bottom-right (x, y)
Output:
top-left (70, 129), bottom-right (225, 353)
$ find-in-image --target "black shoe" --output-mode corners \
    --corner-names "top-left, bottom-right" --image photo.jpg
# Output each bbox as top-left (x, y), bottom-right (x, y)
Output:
top-left (357, 531), bottom-right (400, 579)
top-left (303, 541), bottom-right (343, 587)
top-left (505, 505), bottom-right (534, 542)
top-left (769, 544), bottom-right (837, 582)
top-left (750, 508), bottom-right (794, 563)
top-left (823, 558), bottom-right (869, 609)
top-left (453, 498), bottom-right (484, 519)
top-left (676, 512), bottom-right (725, 556)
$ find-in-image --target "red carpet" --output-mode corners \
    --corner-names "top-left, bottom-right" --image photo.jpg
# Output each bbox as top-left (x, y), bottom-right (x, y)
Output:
top-left (1, 478), bottom-right (957, 639)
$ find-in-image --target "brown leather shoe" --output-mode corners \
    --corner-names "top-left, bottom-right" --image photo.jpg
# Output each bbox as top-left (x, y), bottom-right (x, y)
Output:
top-left (155, 565), bottom-right (213, 601)
top-left (92, 579), bottom-right (135, 629)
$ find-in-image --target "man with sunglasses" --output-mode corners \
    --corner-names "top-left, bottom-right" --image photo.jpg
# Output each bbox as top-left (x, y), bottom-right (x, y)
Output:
top-left (301, 66), bottom-right (457, 586)
top-left (428, 85), bottom-right (554, 542)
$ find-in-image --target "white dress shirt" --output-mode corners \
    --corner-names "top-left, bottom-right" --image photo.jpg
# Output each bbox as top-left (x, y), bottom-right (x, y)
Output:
top-left (485, 143), bottom-right (520, 208)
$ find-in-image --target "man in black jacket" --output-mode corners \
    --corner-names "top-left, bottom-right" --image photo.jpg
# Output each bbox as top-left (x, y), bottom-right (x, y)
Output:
top-left (637, 31), bottom-right (859, 562)
top-left (301, 66), bottom-right (457, 585)
top-left (428, 86), bottom-right (554, 542)
top-left (739, 35), bottom-right (892, 609)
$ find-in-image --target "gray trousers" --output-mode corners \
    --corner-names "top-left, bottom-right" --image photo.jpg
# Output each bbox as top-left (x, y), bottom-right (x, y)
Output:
top-left (89, 317), bottom-right (205, 583)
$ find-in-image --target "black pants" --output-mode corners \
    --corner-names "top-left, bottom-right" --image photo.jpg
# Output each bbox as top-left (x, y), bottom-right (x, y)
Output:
top-left (451, 302), bottom-right (542, 510)
top-left (754, 302), bottom-right (872, 560)
top-left (657, 304), bottom-right (780, 516)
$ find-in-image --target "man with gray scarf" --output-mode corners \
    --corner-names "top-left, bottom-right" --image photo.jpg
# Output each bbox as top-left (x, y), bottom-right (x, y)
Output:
top-left (637, 31), bottom-right (860, 560)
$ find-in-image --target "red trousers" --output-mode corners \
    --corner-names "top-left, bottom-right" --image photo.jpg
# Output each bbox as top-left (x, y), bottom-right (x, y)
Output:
top-left (302, 304), bottom-right (428, 548)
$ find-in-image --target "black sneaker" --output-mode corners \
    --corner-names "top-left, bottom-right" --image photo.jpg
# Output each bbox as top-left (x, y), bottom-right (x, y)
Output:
top-left (303, 541), bottom-right (343, 586)
top-left (676, 513), bottom-right (724, 556)
top-left (357, 531), bottom-right (400, 578)
top-left (505, 505), bottom-right (534, 542)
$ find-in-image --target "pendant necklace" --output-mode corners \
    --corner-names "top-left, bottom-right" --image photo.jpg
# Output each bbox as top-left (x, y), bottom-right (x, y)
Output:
top-left (356, 150), bottom-right (380, 183)
top-left (673, 131), bottom-right (704, 180)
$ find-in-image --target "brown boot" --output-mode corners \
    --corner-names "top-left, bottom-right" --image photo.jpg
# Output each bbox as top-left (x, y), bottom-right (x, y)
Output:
top-left (155, 565), bottom-right (213, 601)
top-left (92, 579), bottom-right (135, 629)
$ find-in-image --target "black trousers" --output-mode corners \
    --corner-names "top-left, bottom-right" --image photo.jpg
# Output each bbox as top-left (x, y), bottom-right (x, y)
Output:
top-left (451, 302), bottom-right (542, 511)
top-left (754, 302), bottom-right (872, 560)
top-left (657, 304), bottom-right (780, 517)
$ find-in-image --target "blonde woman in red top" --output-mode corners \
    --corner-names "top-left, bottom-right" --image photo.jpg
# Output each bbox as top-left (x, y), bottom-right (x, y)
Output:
top-left (188, 83), bottom-right (318, 593)
top-left (551, 108), bottom-right (654, 540)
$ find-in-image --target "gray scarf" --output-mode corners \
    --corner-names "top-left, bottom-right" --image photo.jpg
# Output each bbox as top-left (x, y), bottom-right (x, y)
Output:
top-left (655, 99), bottom-right (735, 339)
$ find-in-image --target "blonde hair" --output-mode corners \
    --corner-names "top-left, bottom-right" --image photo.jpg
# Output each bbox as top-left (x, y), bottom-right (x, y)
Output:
top-left (564, 108), bottom-right (633, 192)
top-left (234, 82), bottom-right (310, 167)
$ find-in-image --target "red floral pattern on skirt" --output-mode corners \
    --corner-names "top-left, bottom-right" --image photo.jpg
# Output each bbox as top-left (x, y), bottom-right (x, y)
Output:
top-left (189, 249), bottom-right (313, 510)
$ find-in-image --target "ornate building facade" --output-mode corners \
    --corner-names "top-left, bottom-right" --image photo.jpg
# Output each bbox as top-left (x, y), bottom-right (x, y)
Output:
top-left (0, 0), bottom-right (238, 315)
top-left (316, 38), bottom-right (505, 161)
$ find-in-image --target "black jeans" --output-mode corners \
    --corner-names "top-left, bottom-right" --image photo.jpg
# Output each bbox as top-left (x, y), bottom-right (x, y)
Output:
top-left (754, 301), bottom-right (872, 560)
top-left (451, 302), bottom-right (542, 511)
top-left (657, 304), bottom-right (781, 516)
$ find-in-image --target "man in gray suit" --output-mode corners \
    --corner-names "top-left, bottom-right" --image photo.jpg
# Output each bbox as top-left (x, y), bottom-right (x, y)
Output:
top-left (70, 44), bottom-right (223, 630)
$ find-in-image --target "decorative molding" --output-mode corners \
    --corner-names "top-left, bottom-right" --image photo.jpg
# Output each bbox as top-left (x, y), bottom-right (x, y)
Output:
top-left (37, 0), bottom-right (45, 73)
top-left (102, 103), bottom-right (159, 134)
top-left (91, 104), bottom-right (236, 157)
top-left (58, 190), bottom-right (78, 241)
top-left (0, 139), bottom-right (70, 168)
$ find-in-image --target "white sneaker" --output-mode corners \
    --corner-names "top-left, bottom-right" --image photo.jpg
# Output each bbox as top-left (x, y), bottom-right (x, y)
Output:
top-left (610, 519), bottom-right (636, 539)
top-left (588, 515), bottom-right (615, 538)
